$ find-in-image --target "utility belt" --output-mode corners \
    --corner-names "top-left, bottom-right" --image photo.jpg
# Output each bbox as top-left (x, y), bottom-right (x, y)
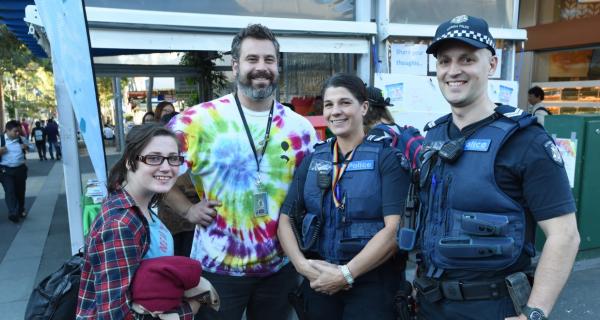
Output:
top-left (414, 276), bottom-right (509, 302)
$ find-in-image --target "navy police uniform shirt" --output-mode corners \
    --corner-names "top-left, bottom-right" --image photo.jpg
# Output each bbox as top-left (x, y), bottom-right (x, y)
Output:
top-left (280, 142), bottom-right (410, 218)
top-left (444, 113), bottom-right (576, 281)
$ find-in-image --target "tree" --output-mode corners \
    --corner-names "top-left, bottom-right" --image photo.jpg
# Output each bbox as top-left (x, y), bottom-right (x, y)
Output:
top-left (179, 51), bottom-right (228, 104)
top-left (0, 25), bottom-right (52, 123)
top-left (0, 25), bottom-right (32, 126)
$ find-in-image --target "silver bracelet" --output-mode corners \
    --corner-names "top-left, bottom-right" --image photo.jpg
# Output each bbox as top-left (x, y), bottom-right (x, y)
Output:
top-left (338, 264), bottom-right (354, 285)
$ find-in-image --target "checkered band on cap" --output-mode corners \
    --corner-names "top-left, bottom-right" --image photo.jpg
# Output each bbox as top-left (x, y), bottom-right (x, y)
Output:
top-left (436, 29), bottom-right (495, 49)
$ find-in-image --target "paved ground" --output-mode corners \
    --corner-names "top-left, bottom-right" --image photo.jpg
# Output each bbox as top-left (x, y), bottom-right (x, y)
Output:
top-left (0, 148), bottom-right (599, 319)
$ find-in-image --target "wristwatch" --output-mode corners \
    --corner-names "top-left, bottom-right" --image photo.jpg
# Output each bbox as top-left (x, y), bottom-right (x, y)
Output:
top-left (522, 305), bottom-right (547, 320)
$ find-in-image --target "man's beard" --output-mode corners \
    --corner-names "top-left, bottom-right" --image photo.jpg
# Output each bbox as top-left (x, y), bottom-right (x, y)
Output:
top-left (236, 70), bottom-right (278, 101)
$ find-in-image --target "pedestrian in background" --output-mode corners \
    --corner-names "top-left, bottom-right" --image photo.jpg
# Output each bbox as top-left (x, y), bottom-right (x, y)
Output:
top-left (30, 121), bottom-right (47, 161)
top-left (142, 111), bottom-right (155, 124)
top-left (20, 118), bottom-right (30, 138)
top-left (45, 118), bottom-right (61, 160)
top-left (0, 120), bottom-right (29, 223)
top-left (154, 101), bottom-right (175, 122)
top-left (528, 86), bottom-right (551, 126)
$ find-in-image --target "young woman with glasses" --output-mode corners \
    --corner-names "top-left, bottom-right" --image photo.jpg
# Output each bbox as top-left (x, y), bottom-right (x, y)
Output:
top-left (76, 123), bottom-right (201, 319)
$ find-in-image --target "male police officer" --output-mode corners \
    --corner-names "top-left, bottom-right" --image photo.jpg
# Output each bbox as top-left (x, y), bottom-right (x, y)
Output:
top-left (414, 15), bottom-right (580, 320)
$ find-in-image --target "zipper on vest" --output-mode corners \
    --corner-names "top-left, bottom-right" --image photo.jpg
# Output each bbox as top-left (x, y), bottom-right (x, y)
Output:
top-left (441, 175), bottom-right (452, 210)
top-left (425, 173), bottom-right (438, 267)
top-left (441, 175), bottom-right (453, 235)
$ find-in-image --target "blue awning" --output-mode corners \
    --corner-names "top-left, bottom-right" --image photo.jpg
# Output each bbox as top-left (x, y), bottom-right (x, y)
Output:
top-left (1, 1), bottom-right (173, 59)
top-left (0, 0), bottom-right (47, 58)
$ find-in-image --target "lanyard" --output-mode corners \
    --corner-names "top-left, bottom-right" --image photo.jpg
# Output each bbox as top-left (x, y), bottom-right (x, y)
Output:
top-left (331, 140), bottom-right (356, 208)
top-left (234, 94), bottom-right (274, 173)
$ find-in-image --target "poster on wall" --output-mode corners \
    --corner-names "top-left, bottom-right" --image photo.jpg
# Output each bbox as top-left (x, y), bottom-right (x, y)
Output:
top-left (554, 138), bottom-right (577, 188)
top-left (374, 73), bottom-right (519, 131)
top-left (391, 44), bottom-right (428, 75)
top-left (488, 80), bottom-right (519, 106)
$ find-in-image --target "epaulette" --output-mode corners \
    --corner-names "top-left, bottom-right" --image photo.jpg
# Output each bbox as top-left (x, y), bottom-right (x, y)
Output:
top-left (494, 104), bottom-right (537, 128)
top-left (423, 114), bottom-right (452, 132)
top-left (314, 137), bottom-right (334, 148)
top-left (365, 133), bottom-right (390, 142)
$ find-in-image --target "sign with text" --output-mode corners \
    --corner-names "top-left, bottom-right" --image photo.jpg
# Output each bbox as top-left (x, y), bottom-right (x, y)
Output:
top-left (391, 44), bottom-right (428, 75)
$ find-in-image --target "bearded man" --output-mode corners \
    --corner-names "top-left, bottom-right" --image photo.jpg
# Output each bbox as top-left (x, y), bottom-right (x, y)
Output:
top-left (165, 24), bottom-right (318, 320)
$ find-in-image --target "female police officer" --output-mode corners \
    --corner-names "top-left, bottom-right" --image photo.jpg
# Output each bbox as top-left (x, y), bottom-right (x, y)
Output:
top-left (278, 73), bottom-right (410, 320)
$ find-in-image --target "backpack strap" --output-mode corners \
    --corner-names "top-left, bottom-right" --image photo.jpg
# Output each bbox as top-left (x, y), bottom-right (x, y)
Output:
top-left (534, 106), bottom-right (552, 115)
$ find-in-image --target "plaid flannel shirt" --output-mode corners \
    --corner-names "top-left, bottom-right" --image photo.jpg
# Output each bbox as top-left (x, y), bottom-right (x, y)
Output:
top-left (76, 188), bottom-right (193, 320)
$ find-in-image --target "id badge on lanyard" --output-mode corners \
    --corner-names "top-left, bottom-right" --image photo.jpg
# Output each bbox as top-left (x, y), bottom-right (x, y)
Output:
top-left (235, 94), bottom-right (274, 218)
top-left (253, 174), bottom-right (269, 217)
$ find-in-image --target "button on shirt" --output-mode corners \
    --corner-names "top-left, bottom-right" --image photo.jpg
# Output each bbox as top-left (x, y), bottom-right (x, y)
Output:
top-left (0, 135), bottom-right (25, 167)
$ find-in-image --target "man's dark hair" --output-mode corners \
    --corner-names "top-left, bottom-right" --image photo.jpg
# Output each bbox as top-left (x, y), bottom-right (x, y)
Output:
top-left (231, 24), bottom-right (280, 61)
top-left (5, 120), bottom-right (21, 131)
top-left (35, 121), bottom-right (41, 127)
top-left (528, 86), bottom-right (545, 101)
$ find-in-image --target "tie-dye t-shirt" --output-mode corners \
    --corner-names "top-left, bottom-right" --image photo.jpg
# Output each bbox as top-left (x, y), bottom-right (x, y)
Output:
top-left (168, 94), bottom-right (318, 276)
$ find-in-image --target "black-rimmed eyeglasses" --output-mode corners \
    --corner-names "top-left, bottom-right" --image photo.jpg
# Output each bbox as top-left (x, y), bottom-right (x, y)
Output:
top-left (136, 155), bottom-right (184, 166)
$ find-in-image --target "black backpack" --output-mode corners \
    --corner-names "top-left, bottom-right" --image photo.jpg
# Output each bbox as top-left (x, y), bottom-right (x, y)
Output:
top-left (25, 252), bottom-right (83, 320)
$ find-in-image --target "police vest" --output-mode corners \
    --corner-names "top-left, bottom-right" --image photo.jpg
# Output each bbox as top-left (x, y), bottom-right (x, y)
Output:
top-left (303, 139), bottom-right (385, 263)
top-left (419, 105), bottom-right (537, 275)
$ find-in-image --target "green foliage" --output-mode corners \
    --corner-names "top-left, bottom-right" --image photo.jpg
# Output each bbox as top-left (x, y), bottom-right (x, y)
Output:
top-left (1, 25), bottom-right (55, 119)
top-left (95, 77), bottom-right (128, 125)
top-left (0, 25), bottom-right (31, 74)
top-left (179, 51), bottom-right (228, 103)
top-left (3, 65), bottom-right (56, 118)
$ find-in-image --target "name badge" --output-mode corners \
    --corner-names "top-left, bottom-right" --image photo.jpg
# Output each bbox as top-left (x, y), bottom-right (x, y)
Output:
top-left (464, 139), bottom-right (491, 152)
top-left (346, 160), bottom-right (375, 171)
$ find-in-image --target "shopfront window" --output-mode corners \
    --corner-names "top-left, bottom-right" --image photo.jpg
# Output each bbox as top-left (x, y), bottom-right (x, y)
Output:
top-left (86, 0), bottom-right (354, 20)
top-left (532, 46), bottom-right (600, 115)
top-left (389, 0), bottom-right (516, 28)
top-left (533, 47), bottom-right (600, 82)
top-left (279, 53), bottom-right (352, 115)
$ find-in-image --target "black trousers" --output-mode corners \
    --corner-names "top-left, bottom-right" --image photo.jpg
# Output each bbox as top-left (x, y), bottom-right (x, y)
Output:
top-left (48, 140), bottom-right (61, 159)
top-left (0, 164), bottom-right (28, 216)
top-left (301, 260), bottom-right (402, 320)
top-left (35, 141), bottom-right (47, 159)
top-left (194, 263), bottom-right (298, 320)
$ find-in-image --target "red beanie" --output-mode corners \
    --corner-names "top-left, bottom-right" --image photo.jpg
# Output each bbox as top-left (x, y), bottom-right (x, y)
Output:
top-left (131, 256), bottom-right (202, 312)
